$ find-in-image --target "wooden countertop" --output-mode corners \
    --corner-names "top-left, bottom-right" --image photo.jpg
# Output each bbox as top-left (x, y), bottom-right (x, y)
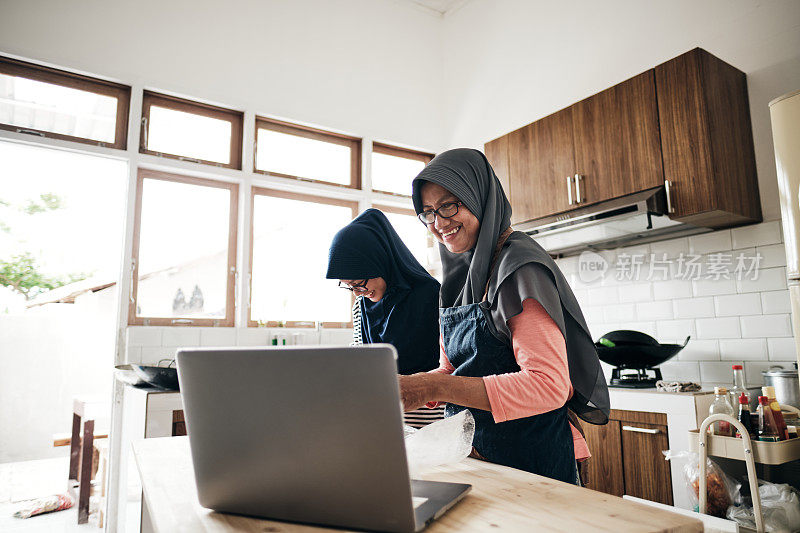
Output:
top-left (133, 437), bottom-right (702, 532)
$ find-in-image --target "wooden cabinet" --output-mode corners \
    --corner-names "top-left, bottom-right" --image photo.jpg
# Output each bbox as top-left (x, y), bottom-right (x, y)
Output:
top-left (582, 409), bottom-right (673, 505)
top-left (485, 48), bottom-right (761, 230)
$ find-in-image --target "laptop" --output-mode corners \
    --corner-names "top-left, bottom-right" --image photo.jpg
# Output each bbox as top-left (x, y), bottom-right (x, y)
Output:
top-left (176, 345), bottom-right (471, 533)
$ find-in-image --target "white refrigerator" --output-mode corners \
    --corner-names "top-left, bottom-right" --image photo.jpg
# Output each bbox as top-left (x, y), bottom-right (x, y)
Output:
top-left (769, 89), bottom-right (800, 381)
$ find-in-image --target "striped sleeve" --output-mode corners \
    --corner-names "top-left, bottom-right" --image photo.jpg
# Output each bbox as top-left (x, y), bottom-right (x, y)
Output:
top-left (351, 297), bottom-right (362, 345)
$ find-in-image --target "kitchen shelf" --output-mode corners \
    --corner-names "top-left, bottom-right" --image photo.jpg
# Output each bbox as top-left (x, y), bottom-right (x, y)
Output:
top-left (688, 429), bottom-right (800, 465)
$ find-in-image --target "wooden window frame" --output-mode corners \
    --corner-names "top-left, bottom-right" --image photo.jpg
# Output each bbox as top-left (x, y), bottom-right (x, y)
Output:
top-left (129, 168), bottom-right (238, 327)
top-left (371, 142), bottom-right (434, 197)
top-left (254, 116), bottom-right (362, 189)
top-left (0, 56), bottom-right (131, 150)
top-left (140, 90), bottom-right (244, 170)
top-left (248, 187), bottom-right (358, 328)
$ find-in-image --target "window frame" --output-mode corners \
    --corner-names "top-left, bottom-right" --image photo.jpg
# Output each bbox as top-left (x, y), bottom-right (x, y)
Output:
top-left (371, 142), bottom-right (434, 197)
top-left (248, 186), bottom-right (358, 328)
top-left (140, 90), bottom-right (244, 169)
top-left (254, 116), bottom-right (362, 189)
top-left (0, 55), bottom-right (131, 150)
top-left (129, 168), bottom-right (239, 327)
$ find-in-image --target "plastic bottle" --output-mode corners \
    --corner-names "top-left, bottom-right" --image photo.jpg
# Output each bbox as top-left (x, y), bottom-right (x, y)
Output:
top-left (730, 364), bottom-right (749, 408)
top-left (735, 393), bottom-right (754, 438)
top-left (757, 396), bottom-right (782, 442)
top-left (762, 386), bottom-right (789, 440)
top-left (708, 386), bottom-right (735, 436)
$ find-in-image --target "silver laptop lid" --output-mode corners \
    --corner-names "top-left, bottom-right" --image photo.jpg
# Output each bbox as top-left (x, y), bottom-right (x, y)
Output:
top-left (176, 345), bottom-right (417, 532)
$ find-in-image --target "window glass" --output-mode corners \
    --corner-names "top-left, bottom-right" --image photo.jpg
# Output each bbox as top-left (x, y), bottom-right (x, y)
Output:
top-left (251, 192), bottom-right (354, 324)
top-left (371, 152), bottom-right (427, 196)
top-left (382, 210), bottom-right (431, 270)
top-left (255, 128), bottom-right (352, 185)
top-left (146, 105), bottom-right (232, 164)
top-left (135, 177), bottom-right (233, 320)
top-left (0, 73), bottom-right (118, 144)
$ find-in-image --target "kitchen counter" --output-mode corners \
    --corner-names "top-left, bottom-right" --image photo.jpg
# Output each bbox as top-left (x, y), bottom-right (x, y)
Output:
top-left (133, 436), bottom-right (702, 532)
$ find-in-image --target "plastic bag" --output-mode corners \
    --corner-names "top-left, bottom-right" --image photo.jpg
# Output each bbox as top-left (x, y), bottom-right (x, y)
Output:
top-left (404, 410), bottom-right (475, 477)
top-left (663, 450), bottom-right (741, 518)
top-left (13, 493), bottom-right (73, 519)
top-left (727, 482), bottom-right (800, 532)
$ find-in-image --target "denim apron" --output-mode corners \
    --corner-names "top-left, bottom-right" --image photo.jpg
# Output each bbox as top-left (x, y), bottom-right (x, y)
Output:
top-left (440, 302), bottom-right (577, 483)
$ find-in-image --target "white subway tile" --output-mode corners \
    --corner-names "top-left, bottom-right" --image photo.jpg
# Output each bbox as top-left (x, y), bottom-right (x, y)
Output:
top-left (618, 243), bottom-right (651, 259)
top-left (689, 230), bottom-right (732, 255)
top-left (162, 327), bottom-right (201, 347)
top-left (673, 297), bottom-right (715, 319)
top-left (600, 362), bottom-right (614, 381)
top-left (696, 317), bottom-right (741, 339)
top-left (767, 337), bottom-right (797, 361)
top-left (692, 278), bottom-right (737, 297)
top-left (140, 346), bottom-right (176, 365)
top-left (636, 300), bottom-right (673, 321)
top-left (601, 304), bottom-right (635, 322)
top-left (678, 339), bottom-right (719, 361)
top-left (581, 306), bottom-right (605, 323)
top-left (657, 319), bottom-right (697, 340)
top-left (625, 321), bottom-right (657, 337)
top-left (618, 283), bottom-right (653, 303)
top-left (740, 314), bottom-right (792, 338)
top-left (713, 293), bottom-right (762, 317)
top-left (731, 220), bottom-right (782, 249)
top-left (654, 279), bottom-right (693, 300)
top-left (649, 237), bottom-right (689, 260)
top-left (744, 362), bottom-right (783, 386)
top-left (719, 339), bottom-right (768, 361)
top-left (127, 327), bottom-right (162, 347)
top-left (556, 255), bottom-right (581, 275)
top-left (757, 243), bottom-right (787, 268)
top-left (588, 286), bottom-right (619, 305)
top-left (700, 362), bottom-right (743, 384)
top-left (760, 290), bottom-right (791, 314)
top-left (736, 266), bottom-right (787, 293)
top-left (198, 327), bottom-right (238, 346)
top-left (125, 346), bottom-right (142, 364)
top-left (660, 361), bottom-right (701, 382)
top-left (237, 328), bottom-right (270, 346)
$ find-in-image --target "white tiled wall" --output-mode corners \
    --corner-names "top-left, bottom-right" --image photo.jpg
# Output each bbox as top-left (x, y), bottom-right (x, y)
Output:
top-left (557, 220), bottom-right (797, 386)
top-left (126, 326), bottom-right (353, 364)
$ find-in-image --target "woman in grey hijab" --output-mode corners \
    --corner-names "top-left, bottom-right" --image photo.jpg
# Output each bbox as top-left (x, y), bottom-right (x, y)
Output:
top-left (399, 148), bottom-right (609, 483)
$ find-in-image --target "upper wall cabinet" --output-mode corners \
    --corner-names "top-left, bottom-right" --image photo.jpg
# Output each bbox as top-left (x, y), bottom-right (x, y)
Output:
top-left (486, 48), bottom-right (761, 229)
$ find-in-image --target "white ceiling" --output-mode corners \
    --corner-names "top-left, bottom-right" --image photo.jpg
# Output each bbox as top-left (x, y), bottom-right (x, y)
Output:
top-left (406, 0), bottom-right (468, 16)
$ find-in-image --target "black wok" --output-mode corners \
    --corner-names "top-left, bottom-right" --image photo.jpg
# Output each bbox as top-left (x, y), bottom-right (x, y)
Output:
top-left (595, 330), bottom-right (689, 369)
top-left (115, 359), bottom-right (179, 390)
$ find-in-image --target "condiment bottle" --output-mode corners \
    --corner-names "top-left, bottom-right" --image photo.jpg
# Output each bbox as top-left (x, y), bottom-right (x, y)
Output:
top-left (708, 387), bottom-right (735, 436)
top-left (762, 386), bottom-right (789, 440)
top-left (736, 392), bottom-right (754, 438)
top-left (757, 396), bottom-right (782, 442)
top-left (730, 364), bottom-right (749, 408)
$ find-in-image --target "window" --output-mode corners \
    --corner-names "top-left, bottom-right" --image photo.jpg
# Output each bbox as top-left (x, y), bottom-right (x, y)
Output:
top-left (376, 205), bottom-right (437, 273)
top-left (371, 143), bottom-right (433, 196)
top-left (130, 169), bottom-right (238, 326)
top-left (255, 117), bottom-right (361, 189)
top-left (140, 91), bottom-right (244, 169)
top-left (249, 188), bottom-right (357, 327)
top-left (0, 56), bottom-right (130, 149)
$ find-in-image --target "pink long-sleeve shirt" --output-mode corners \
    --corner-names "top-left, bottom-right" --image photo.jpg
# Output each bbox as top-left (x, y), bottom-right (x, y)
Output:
top-left (433, 298), bottom-right (590, 461)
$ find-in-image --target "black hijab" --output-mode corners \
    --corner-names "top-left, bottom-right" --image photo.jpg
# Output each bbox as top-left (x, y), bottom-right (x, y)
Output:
top-left (411, 149), bottom-right (610, 424)
top-left (326, 208), bottom-right (440, 375)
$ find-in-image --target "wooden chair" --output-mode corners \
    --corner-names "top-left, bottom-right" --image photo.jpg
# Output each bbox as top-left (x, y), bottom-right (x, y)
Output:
top-left (67, 396), bottom-right (110, 524)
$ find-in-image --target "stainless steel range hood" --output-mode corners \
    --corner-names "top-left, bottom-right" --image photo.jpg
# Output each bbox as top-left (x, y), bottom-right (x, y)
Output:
top-left (515, 186), bottom-right (711, 257)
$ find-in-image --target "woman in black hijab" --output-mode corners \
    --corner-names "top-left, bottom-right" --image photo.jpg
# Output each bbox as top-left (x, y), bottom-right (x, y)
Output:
top-left (399, 149), bottom-right (609, 483)
top-left (327, 208), bottom-right (443, 426)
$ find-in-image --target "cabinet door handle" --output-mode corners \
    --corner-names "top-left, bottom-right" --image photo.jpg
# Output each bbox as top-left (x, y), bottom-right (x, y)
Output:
top-left (664, 179), bottom-right (675, 214)
top-left (566, 176), bottom-right (573, 205)
top-left (622, 425), bottom-right (660, 434)
top-left (574, 174), bottom-right (582, 203)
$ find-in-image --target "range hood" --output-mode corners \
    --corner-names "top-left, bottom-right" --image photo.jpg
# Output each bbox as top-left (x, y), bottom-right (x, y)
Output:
top-left (515, 186), bottom-right (711, 257)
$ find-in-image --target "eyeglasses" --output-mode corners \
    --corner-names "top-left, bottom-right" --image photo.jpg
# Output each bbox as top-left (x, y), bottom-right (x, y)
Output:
top-left (338, 279), bottom-right (369, 294)
top-left (417, 201), bottom-right (462, 224)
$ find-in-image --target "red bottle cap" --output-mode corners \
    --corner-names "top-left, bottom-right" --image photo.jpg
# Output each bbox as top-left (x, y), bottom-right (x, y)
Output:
top-left (739, 393), bottom-right (748, 404)
top-left (732, 365), bottom-right (743, 370)
top-left (758, 395), bottom-right (769, 404)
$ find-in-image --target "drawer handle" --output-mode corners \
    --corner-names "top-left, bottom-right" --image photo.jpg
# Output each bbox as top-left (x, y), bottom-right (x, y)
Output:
top-left (574, 174), bottom-right (582, 203)
top-left (622, 425), bottom-right (660, 434)
top-left (566, 176), bottom-right (573, 205)
top-left (664, 179), bottom-right (675, 214)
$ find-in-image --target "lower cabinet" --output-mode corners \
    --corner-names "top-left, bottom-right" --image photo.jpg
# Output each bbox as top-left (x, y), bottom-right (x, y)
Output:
top-left (582, 409), bottom-right (673, 505)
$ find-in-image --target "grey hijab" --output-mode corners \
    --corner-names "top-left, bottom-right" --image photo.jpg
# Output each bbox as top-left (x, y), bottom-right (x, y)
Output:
top-left (411, 148), bottom-right (610, 424)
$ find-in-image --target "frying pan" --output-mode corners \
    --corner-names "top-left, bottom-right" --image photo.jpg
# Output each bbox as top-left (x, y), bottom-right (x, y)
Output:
top-left (595, 330), bottom-right (690, 369)
top-left (115, 359), bottom-right (180, 390)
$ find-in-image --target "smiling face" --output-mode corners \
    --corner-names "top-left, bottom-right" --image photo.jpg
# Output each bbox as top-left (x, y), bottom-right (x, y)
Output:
top-left (340, 277), bottom-right (387, 302)
top-left (419, 182), bottom-right (480, 254)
